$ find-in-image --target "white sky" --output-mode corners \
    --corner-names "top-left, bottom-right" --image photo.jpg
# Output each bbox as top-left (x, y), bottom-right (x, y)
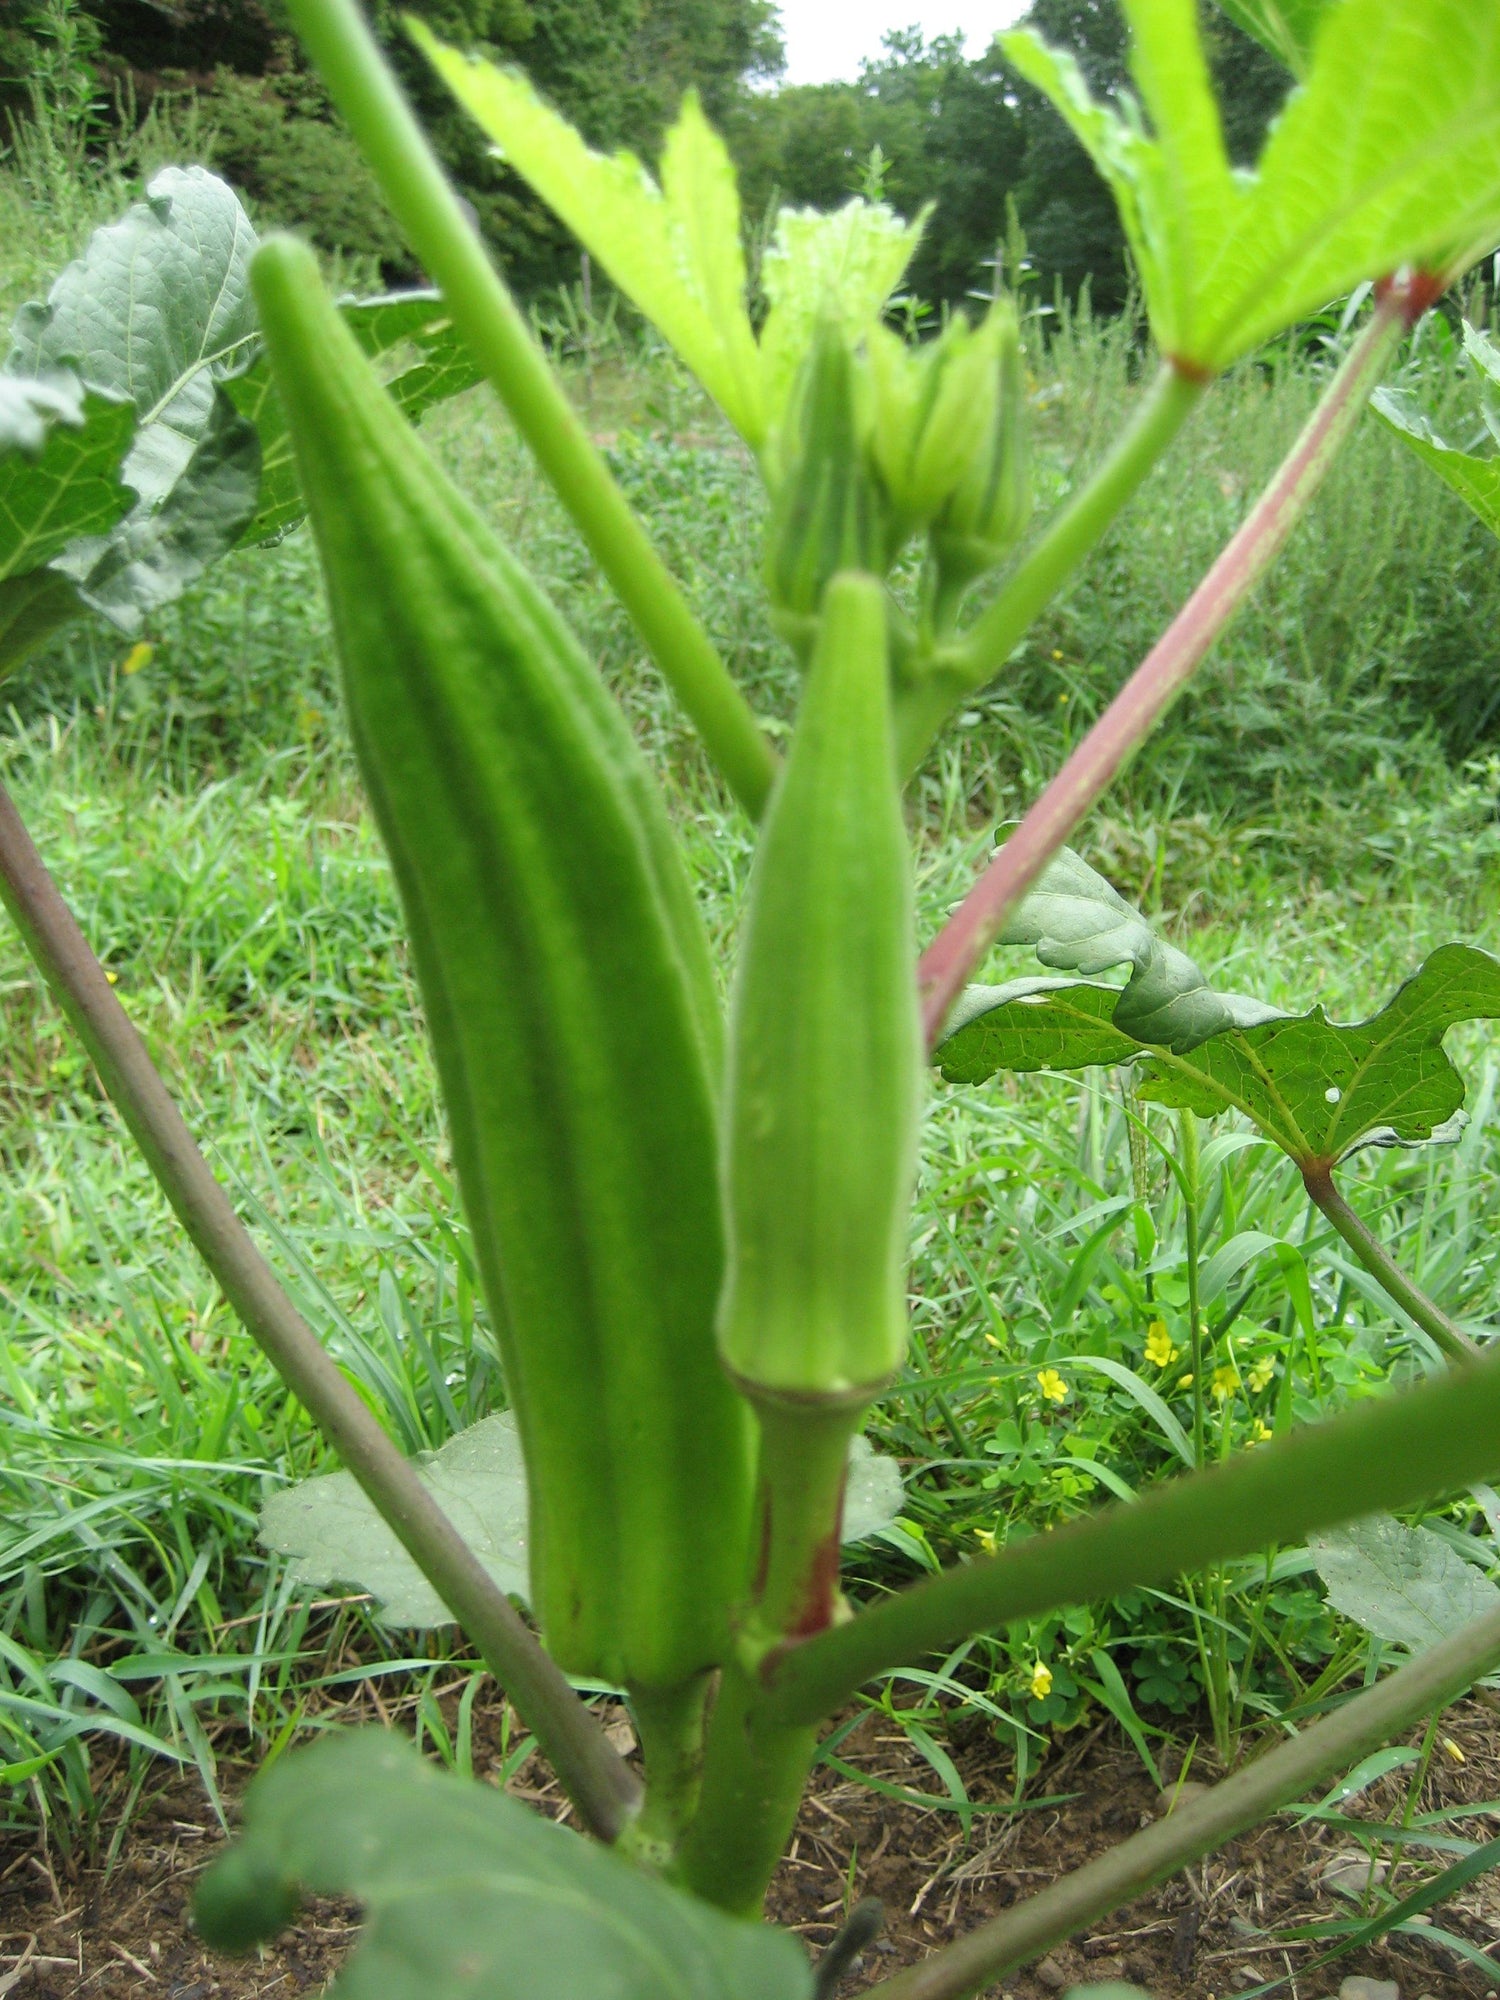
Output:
top-left (775, 2), bottom-right (1029, 85)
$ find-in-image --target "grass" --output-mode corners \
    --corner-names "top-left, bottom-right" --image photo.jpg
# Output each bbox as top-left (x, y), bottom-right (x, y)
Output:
top-left (3, 259), bottom-right (1500, 1871)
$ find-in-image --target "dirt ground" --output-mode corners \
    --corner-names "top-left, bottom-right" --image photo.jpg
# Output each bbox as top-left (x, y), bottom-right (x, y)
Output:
top-left (5, 1685), bottom-right (1500, 1999)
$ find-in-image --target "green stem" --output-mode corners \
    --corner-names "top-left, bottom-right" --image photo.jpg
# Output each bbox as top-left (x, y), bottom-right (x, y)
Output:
top-left (0, 777), bottom-right (640, 1845)
top-left (916, 289), bottom-right (1410, 1048)
top-left (894, 360), bottom-right (1207, 773)
top-left (751, 1398), bottom-right (866, 1643)
top-left (620, 1677), bottom-right (712, 1869)
top-left (1304, 1164), bottom-right (1481, 1366)
top-left (676, 1658), bottom-right (819, 1916)
top-left (283, 0), bottom-right (777, 821)
top-left (758, 1325), bottom-right (1500, 1729)
top-left (677, 1396), bottom-right (864, 1912)
top-left (862, 1601), bottom-right (1500, 2000)
top-left (1180, 1109), bottom-right (1204, 1470)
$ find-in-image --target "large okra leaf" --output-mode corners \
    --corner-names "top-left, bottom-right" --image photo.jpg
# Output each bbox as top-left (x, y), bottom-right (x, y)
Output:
top-left (0, 168), bottom-right (485, 658)
top-left (260, 1414), bottom-right (903, 1627)
top-left (937, 847), bottom-right (1500, 1169)
top-left (196, 1730), bottom-right (813, 1999)
top-left (1375, 324), bottom-right (1500, 538)
top-left (2, 166), bottom-right (262, 633)
top-left (1310, 1515), bottom-right (1500, 1652)
top-left (1005, 0), bottom-right (1500, 372)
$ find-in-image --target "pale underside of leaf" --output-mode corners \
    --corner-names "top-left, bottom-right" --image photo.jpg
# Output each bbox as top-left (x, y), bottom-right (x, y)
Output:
top-left (6, 165), bottom-right (260, 507)
top-left (199, 1731), bottom-right (813, 1999)
top-left (261, 1413), bottom-right (904, 1628)
top-left (1310, 1514), bottom-right (1500, 1651)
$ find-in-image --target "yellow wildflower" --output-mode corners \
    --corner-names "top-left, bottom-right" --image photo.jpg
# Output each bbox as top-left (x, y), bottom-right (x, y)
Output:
top-left (975, 1526), bottom-right (998, 1554)
top-left (1247, 1357), bottom-right (1275, 1393)
top-left (1030, 1660), bottom-right (1053, 1700)
top-left (1251, 1419), bottom-right (1272, 1443)
top-left (1036, 1368), bottom-right (1069, 1404)
top-left (121, 641), bottom-right (154, 675)
top-left (1211, 1365), bottom-right (1238, 1401)
top-left (1144, 1320), bottom-right (1178, 1368)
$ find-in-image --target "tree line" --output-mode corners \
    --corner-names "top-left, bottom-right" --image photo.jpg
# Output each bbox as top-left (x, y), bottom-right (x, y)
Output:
top-left (0, 0), bottom-right (1288, 311)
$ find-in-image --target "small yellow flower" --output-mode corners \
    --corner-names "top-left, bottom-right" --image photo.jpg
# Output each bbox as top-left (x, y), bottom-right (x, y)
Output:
top-left (1051, 648), bottom-right (1065, 661)
top-left (104, 969), bottom-right (119, 985)
top-left (1211, 1364), bottom-right (1238, 1402)
top-left (1144, 1320), bottom-right (1178, 1369)
top-left (1176, 1372), bottom-right (1194, 1389)
top-left (975, 1526), bottom-right (998, 1554)
top-left (1036, 1368), bottom-right (1069, 1404)
top-left (1057, 691), bottom-right (1070, 704)
top-left (1247, 1357), bottom-right (1275, 1393)
top-left (121, 641), bottom-right (154, 676)
top-left (1251, 1419), bottom-right (1272, 1443)
top-left (1030, 1659), bottom-right (1053, 1700)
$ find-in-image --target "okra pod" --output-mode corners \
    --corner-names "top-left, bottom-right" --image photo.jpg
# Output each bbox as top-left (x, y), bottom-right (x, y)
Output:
top-left (251, 237), bottom-right (751, 1692)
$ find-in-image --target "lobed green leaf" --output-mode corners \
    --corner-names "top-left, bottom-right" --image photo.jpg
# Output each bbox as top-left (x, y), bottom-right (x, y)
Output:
top-left (409, 35), bottom-right (767, 448)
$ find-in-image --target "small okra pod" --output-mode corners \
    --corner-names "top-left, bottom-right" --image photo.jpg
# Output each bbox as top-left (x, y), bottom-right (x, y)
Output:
top-left (931, 298), bottom-right (1032, 594)
top-left (719, 569), bottom-right (923, 1403)
top-left (764, 323), bottom-right (888, 654)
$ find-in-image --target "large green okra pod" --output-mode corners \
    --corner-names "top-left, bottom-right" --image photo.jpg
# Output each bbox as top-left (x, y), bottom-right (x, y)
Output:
top-left (251, 237), bottom-right (751, 1692)
top-left (719, 570), bottom-right (922, 1403)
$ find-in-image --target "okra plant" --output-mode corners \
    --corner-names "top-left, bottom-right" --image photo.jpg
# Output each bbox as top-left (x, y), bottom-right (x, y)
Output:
top-left (5, 0), bottom-right (1500, 1993)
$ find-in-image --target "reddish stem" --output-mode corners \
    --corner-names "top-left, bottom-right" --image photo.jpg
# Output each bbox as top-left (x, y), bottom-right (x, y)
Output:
top-left (917, 281), bottom-right (1417, 1049)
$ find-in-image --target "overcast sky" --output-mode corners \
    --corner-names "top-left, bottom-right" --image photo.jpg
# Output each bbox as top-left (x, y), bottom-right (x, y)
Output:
top-left (775, 3), bottom-right (1028, 85)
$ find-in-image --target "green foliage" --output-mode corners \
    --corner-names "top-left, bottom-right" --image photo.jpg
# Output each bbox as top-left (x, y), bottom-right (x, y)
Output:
top-left (252, 235), bottom-right (752, 1691)
top-left (196, 1731), bottom-right (813, 1997)
top-left (1310, 1516), bottom-right (1500, 1652)
top-left (1005, 0), bottom-right (1500, 371)
top-left (939, 846), bottom-right (1500, 1171)
top-left (196, 67), bottom-right (407, 266)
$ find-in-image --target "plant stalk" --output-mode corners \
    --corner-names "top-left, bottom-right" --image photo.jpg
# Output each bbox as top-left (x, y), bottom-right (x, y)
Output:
top-left (284, 0), bottom-right (777, 820)
top-left (894, 359), bottom-right (1207, 773)
top-left (863, 1601), bottom-right (1500, 2000)
top-left (0, 777), bottom-right (640, 1844)
top-left (917, 287), bottom-right (1411, 1048)
top-left (1304, 1164), bottom-right (1481, 1365)
top-left (1180, 1108), bottom-right (1204, 1470)
top-left (758, 1322), bottom-right (1500, 1728)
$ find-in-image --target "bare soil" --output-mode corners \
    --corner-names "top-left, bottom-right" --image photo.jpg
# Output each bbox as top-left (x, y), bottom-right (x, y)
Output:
top-left (4, 1686), bottom-right (1500, 1999)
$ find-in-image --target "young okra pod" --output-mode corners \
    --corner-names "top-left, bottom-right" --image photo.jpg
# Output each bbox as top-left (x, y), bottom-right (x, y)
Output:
top-left (250, 237), bottom-right (752, 1695)
top-left (719, 569), bottom-right (923, 1405)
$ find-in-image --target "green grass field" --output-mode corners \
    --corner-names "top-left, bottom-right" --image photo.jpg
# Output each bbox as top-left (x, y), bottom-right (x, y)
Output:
top-left (4, 285), bottom-right (1500, 1855)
